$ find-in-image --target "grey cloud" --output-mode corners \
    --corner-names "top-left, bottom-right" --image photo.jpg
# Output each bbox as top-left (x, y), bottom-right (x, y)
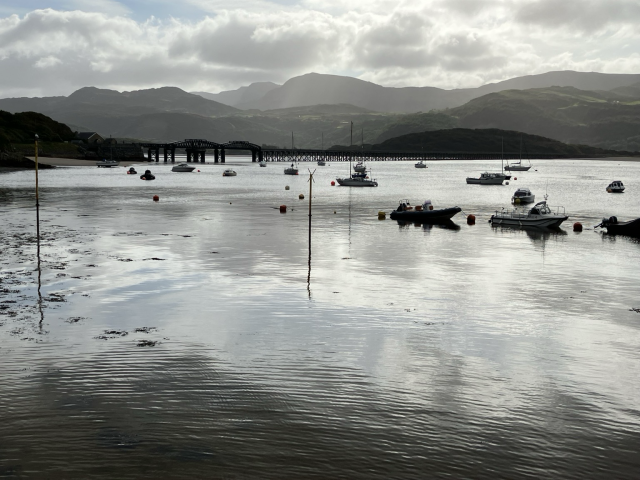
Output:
top-left (515, 0), bottom-right (640, 31)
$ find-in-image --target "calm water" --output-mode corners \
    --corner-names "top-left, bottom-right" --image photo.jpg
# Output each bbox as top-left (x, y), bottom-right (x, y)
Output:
top-left (1, 159), bottom-right (640, 479)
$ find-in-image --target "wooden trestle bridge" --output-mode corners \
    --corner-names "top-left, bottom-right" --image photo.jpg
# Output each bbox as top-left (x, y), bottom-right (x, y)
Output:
top-left (139, 139), bottom-right (565, 163)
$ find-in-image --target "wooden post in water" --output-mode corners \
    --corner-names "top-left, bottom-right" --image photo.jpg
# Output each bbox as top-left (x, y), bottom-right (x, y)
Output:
top-left (307, 169), bottom-right (315, 297)
top-left (34, 134), bottom-right (39, 207)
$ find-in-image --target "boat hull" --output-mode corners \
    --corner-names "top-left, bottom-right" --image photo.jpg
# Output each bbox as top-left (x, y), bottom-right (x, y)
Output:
top-left (284, 169), bottom-right (298, 175)
top-left (602, 218), bottom-right (640, 237)
top-left (504, 166), bottom-right (531, 171)
top-left (466, 177), bottom-right (504, 185)
top-left (512, 195), bottom-right (535, 203)
top-left (172, 167), bottom-right (195, 172)
top-left (390, 207), bottom-right (461, 222)
top-left (336, 178), bottom-right (377, 187)
top-left (490, 215), bottom-right (568, 228)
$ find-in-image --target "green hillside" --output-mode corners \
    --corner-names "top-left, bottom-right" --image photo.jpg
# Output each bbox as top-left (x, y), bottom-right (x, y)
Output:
top-left (372, 128), bottom-right (626, 156)
top-left (0, 110), bottom-right (75, 149)
top-left (447, 87), bottom-right (640, 151)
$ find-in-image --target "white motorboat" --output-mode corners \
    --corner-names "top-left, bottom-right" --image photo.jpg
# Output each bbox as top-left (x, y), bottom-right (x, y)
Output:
top-left (96, 159), bottom-right (119, 168)
top-left (336, 173), bottom-right (378, 187)
top-left (490, 197), bottom-right (568, 228)
top-left (317, 160), bottom-right (326, 166)
top-left (353, 161), bottom-right (366, 173)
top-left (284, 163), bottom-right (299, 175)
top-left (415, 161), bottom-right (427, 168)
top-left (222, 169), bottom-right (237, 176)
top-left (606, 180), bottom-right (625, 193)
top-left (466, 172), bottom-right (510, 185)
top-left (511, 188), bottom-right (535, 204)
top-left (172, 163), bottom-right (195, 172)
top-left (259, 160), bottom-right (267, 167)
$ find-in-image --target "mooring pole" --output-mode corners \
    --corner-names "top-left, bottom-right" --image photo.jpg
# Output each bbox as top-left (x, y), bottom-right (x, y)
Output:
top-left (307, 169), bottom-right (315, 297)
top-left (34, 134), bottom-right (39, 207)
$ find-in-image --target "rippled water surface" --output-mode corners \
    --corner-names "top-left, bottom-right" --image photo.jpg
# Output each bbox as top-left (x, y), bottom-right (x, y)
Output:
top-left (1, 159), bottom-right (640, 479)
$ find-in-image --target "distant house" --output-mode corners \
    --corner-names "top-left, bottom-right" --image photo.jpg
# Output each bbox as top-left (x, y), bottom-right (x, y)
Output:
top-left (75, 132), bottom-right (104, 144)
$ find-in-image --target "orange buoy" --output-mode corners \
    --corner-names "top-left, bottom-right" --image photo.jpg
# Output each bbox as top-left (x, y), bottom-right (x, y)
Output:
top-left (153, 195), bottom-right (159, 202)
top-left (331, 181), bottom-right (335, 186)
top-left (467, 214), bottom-right (476, 225)
top-left (573, 222), bottom-right (583, 232)
top-left (280, 205), bottom-right (287, 213)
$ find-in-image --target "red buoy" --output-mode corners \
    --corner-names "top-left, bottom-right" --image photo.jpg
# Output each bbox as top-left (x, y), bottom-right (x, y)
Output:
top-left (467, 214), bottom-right (476, 225)
top-left (573, 222), bottom-right (583, 232)
top-left (279, 205), bottom-right (287, 213)
top-left (331, 181), bottom-right (335, 186)
top-left (153, 195), bottom-right (159, 202)
top-left (514, 177), bottom-right (517, 180)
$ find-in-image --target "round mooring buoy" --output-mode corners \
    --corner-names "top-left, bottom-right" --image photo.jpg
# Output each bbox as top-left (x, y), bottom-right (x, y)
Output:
top-left (331, 181), bottom-right (335, 186)
top-left (467, 214), bottom-right (476, 225)
top-left (299, 194), bottom-right (304, 200)
top-left (514, 177), bottom-right (517, 180)
top-left (280, 205), bottom-right (287, 213)
top-left (378, 211), bottom-right (386, 220)
top-left (153, 195), bottom-right (159, 202)
top-left (285, 185), bottom-right (290, 190)
top-left (573, 222), bottom-right (583, 232)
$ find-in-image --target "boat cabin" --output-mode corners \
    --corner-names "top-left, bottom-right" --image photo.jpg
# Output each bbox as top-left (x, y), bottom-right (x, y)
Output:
top-left (513, 188), bottom-right (532, 197)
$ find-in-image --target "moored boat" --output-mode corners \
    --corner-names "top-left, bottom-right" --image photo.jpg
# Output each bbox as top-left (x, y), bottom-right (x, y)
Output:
top-left (336, 173), bottom-right (378, 187)
top-left (466, 172), bottom-right (510, 185)
top-left (415, 161), bottom-right (427, 168)
top-left (489, 197), bottom-right (568, 228)
top-left (284, 163), bottom-right (299, 175)
top-left (511, 188), bottom-right (535, 204)
top-left (259, 160), bottom-right (267, 167)
top-left (140, 169), bottom-right (155, 181)
top-left (595, 216), bottom-right (640, 237)
top-left (172, 163), bottom-right (195, 172)
top-left (390, 199), bottom-right (461, 222)
top-left (353, 161), bottom-right (366, 173)
top-left (222, 169), bottom-right (237, 176)
top-left (127, 167), bottom-right (137, 175)
top-left (606, 181), bottom-right (625, 193)
top-left (96, 159), bottom-right (119, 168)
top-left (317, 160), bottom-right (326, 166)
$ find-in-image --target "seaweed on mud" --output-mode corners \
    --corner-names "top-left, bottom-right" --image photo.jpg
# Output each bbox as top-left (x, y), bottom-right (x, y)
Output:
top-left (137, 340), bottom-right (158, 347)
top-left (94, 330), bottom-right (128, 340)
top-left (630, 307), bottom-right (640, 313)
top-left (65, 317), bottom-right (87, 324)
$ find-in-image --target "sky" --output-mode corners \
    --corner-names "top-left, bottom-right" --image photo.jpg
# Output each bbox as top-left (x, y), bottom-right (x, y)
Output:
top-left (1, 0), bottom-right (639, 98)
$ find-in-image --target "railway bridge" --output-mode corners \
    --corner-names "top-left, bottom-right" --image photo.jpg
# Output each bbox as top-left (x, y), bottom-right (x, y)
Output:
top-left (138, 139), bottom-right (566, 163)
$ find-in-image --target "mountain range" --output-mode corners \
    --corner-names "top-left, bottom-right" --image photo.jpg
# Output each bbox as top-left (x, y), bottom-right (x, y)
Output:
top-left (1, 70), bottom-right (640, 152)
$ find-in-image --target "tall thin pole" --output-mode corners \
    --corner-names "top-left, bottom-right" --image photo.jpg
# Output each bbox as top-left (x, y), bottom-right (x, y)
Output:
top-left (350, 121), bottom-right (353, 147)
top-left (291, 131), bottom-right (294, 150)
top-left (307, 170), bottom-right (315, 298)
top-left (321, 132), bottom-right (324, 151)
top-left (35, 134), bottom-right (39, 207)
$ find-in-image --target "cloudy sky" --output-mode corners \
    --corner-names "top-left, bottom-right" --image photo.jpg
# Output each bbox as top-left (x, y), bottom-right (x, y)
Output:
top-left (1, 0), bottom-right (639, 98)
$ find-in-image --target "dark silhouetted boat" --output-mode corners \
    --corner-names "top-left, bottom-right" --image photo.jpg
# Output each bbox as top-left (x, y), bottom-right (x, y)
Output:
top-left (596, 216), bottom-right (640, 237)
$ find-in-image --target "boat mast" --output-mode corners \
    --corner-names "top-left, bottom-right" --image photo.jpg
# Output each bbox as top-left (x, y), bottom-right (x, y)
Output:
top-left (350, 121), bottom-right (353, 176)
top-left (501, 137), bottom-right (504, 174)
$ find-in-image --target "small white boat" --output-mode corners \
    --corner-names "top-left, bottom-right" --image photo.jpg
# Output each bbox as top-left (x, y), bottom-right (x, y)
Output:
top-left (353, 161), bottom-right (366, 173)
top-left (172, 163), bottom-right (195, 172)
top-left (222, 169), bottom-right (237, 176)
top-left (466, 172), bottom-right (510, 185)
top-left (415, 160), bottom-right (427, 168)
top-left (96, 159), bottom-right (119, 168)
top-left (490, 197), bottom-right (568, 228)
top-left (259, 160), bottom-right (267, 167)
top-left (511, 188), bottom-right (535, 204)
top-left (284, 163), bottom-right (299, 175)
top-left (317, 160), bottom-right (326, 166)
top-left (606, 180), bottom-right (625, 193)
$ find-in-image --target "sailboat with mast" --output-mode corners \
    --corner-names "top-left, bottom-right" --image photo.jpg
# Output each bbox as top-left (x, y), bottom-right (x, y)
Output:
top-left (505, 136), bottom-right (532, 171)
top-left (336, 123), bottom-right (378, 186)
top-left (466, 137), bottom-right (511, 185)
top-left (284, 131), bottom-right (299, 174)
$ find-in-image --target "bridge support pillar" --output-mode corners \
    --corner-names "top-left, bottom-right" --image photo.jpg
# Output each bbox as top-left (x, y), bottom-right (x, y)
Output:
top-left (200, 151), bottom-right (205, 163)
top-left (147, 148), bottom-right (152, 161)
top-left (259, 150), bottom-right (263, 162)
top-left (171, 148), bottom-right (175, 163)
top-left (155, 147), bottom-right (160, 162)
top-left (214, 149), bottom-right (219, 163)
top-left (186, 150), bottom-right (192, 162)
top-left (163, 148), bottom-right (168, 163)
top-left (221, 149), bottom-right (225, 163)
